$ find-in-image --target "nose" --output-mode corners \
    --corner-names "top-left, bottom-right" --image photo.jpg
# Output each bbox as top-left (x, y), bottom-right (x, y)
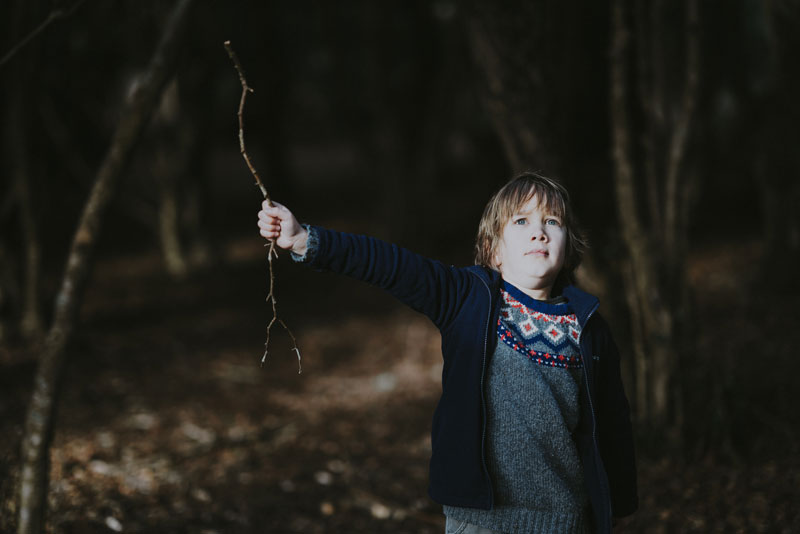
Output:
top-left (530, 221), bottom-right (547, 241)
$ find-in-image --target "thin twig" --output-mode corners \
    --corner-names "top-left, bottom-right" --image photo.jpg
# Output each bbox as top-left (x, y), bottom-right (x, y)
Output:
top-left (224, 39), bottom-right (301, 374)
top-left (0, 0), bottom-right (87, 68)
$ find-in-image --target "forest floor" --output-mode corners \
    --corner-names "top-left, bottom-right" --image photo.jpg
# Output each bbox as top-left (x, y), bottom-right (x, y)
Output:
top-left (1, 234), bottom-right (798, 533)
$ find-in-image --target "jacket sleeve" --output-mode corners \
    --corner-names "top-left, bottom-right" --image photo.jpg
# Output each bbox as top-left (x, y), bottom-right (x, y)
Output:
top-left (592, 314), bottom-right (639, 518)
top-left (297, 225), bottom-right (470, 330)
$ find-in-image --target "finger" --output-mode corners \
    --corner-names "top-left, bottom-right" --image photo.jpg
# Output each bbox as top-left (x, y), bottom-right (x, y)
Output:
top-left (259, 228), bottom-right (277, 239)
top-left (259, 206), bottom-right (278, 217)
top-left (258, 208), bottom-right (282, 221)
top-left (259, 221), bottom-right (280, 233)
top-left (262, 207), bottom-right (285, 222)
top-left (257, 213), bottom-right (278, 225)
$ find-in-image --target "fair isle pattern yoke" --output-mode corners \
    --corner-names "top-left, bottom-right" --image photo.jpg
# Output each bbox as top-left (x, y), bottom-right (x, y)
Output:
top-left (498, 285), bottom-right (583, 369)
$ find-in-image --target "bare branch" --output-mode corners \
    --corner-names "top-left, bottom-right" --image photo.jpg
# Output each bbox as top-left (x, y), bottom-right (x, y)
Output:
top-left (224, 40), bottom-right (301, 374)
top-left (466, 18), bottom-right (523, 171)
top-left (465, 15), bottom-right (543, 172)
top-left (663, 0), bottom-right (700, 265)
top-left (634, 1), bottom-right (663, 233)
top-left (223, 40), bottom-right (270, 201)
top-left (0, 0), bottom-right (87, 68)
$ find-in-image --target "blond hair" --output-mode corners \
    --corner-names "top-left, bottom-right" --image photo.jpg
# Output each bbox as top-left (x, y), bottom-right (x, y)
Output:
top-left (475, 172), bottom-right (588, 287)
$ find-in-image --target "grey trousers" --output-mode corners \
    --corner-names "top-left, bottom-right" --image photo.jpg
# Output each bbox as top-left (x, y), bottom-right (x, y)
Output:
top-left (445, 516), bottom-right (505, 534)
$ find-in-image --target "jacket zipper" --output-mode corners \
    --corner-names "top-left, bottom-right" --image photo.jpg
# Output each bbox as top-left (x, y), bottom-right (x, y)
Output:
top-left (471, 272), bottom-right (495, 508)
top-left (579, 301), bottom-right (612, 532)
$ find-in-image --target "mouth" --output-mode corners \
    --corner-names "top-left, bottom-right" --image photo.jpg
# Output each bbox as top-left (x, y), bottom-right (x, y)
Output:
top-left (525, 249), bottom-right (548, 257)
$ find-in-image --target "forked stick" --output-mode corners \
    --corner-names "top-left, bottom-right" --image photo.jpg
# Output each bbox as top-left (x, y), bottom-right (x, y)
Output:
top-left (224, 40), bottom-right (301, 373)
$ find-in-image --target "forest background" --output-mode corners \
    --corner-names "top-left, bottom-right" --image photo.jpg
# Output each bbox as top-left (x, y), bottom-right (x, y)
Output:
top-left (1, 0), bottom-right (799, 533)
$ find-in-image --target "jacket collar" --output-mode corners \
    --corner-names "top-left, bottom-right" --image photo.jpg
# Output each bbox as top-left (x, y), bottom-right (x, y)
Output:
top-left (562, 285), bottom-right (600, 326)
top-left (466, 266), bottom-right (599, 325)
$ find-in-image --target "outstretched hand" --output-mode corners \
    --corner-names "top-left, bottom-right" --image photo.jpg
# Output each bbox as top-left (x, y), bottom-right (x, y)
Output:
top-left (257, 200), bottom-right (308, 257)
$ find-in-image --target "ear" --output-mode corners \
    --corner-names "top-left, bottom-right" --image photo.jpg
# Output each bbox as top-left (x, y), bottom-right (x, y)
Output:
top-left (494, 249), bottom-right (502, 269)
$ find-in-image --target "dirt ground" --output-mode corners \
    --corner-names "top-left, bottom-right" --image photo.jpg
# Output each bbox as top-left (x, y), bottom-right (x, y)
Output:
top-left (1, 235), bottom-right (798, 533)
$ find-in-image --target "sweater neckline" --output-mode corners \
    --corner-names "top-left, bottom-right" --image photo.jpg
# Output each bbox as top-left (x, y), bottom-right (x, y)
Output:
top-left (501, 280), bottom-right (571, 315)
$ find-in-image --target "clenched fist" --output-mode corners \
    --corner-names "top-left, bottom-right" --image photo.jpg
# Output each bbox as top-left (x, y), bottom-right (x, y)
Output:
top-left (257, 200), bottom-right (308, 257)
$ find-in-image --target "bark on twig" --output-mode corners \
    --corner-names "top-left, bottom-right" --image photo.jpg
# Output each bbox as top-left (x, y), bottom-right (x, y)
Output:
top-left (16, 2), bottom-right (195, 532)
top-left (223, 40), bottom-right (301, 374)
top-left (223, 41), bottom-right (270, 200)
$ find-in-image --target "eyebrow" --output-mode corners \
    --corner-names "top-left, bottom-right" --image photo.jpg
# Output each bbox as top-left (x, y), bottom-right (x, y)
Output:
top-left (512, 207), bottom-right (561, 218)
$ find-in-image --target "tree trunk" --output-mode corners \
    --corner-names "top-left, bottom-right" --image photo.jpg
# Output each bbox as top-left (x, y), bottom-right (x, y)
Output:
top-left (608, 0), bottom-right (699, 437)
top-left (609, 0), bottom-right (672, 426)
top-left (16, 1), bottom-right (195, 532)
top-left (154, 78), bottom-right (190, 278)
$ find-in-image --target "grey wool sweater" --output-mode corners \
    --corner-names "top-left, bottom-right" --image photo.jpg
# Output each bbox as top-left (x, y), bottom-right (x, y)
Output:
top-left (444, 282), bottom-right (591, 534)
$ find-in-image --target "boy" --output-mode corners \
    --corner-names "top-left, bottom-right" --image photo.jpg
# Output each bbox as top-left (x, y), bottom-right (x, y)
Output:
top-left (257, 172), bottom-right (637, 533)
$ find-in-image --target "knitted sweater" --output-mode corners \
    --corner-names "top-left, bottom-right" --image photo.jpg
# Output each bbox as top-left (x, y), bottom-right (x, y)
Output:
top-left (444, 282), bottom-right (591, 533)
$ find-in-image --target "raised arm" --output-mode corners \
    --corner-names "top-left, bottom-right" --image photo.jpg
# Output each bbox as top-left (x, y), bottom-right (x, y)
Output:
top-left (256, 201), bottom-right (473, 329)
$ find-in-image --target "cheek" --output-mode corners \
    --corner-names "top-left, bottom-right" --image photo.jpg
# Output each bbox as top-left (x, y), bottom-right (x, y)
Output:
top-left (557, 239), bottom-right (568, 265)
top-left (552, 234), bottom-right (567, 260)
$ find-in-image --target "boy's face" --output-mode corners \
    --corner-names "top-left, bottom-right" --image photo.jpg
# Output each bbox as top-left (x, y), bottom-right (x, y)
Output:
top-left (495, 195), bottom-right (567, 300)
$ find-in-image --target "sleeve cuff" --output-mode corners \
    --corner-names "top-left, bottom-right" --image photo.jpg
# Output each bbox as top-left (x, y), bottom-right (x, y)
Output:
top-left (290, 224), bottom-right (319, 264)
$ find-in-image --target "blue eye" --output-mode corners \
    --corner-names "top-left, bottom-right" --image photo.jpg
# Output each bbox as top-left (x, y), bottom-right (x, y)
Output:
top-left (546, 218), bottom-right (560, 226)
top-left (513, 218), bottom-right (527, 225)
